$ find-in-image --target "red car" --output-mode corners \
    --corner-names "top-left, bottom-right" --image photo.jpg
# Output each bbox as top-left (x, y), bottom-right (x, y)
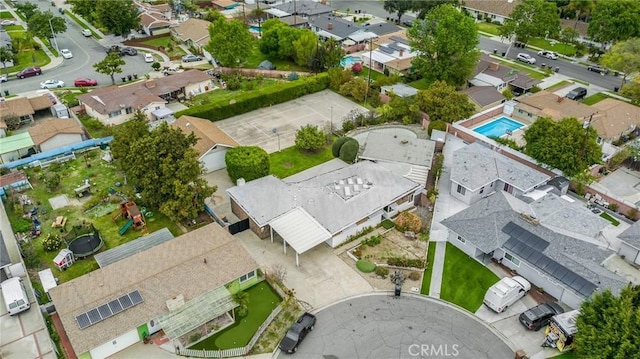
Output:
top-left (16, 67), bottom-right (42, 79)
top-left (74, 78), bottom-right (98, 87)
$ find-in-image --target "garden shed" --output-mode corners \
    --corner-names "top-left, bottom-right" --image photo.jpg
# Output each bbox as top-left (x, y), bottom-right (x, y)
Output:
top-left (258, 60), bottom-right (276, 70)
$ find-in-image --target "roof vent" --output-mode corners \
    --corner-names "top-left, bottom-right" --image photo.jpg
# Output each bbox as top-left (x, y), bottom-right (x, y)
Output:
top-left (328, 22), bottom-right (333, 30)
top-left (186, 122), bottom-right (191, 127)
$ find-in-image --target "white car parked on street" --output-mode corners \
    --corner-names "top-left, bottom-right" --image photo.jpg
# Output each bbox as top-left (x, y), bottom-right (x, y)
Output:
top-left (144, 53), bottom-right (154, 63)
top-left (60, 49), bottom-right (73, 59)
top-left (516, 53), bottom-right (536, 64)
top-left (40, 79), bottom-right (65, 89)
top-left (537, 50), bottom-right (558, 60)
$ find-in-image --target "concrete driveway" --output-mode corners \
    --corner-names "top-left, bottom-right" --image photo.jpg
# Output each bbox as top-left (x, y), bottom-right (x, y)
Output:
top-left (215, 90), bottom-right (368, 154)
top-left (280, 293), bottom-right (514, 359)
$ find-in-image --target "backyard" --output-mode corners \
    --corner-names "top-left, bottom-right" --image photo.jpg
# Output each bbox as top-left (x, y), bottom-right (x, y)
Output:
top-left (4, 150), bottom-right (182, 284)
top-left (245, 45), bottom-right (308, 72)
top-left (138, 35), bottom-right (186, 58)
top-left (269, 144), bottom-right (334, 179)
top-left (440, 243), bottom-right (500, 312)
top-left (190, 281), bottom-right (282, 350)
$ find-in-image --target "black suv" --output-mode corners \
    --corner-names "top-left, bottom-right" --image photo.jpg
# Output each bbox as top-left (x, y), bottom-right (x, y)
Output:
top-left (519, 302), bottom-right (564, 331)
top-left (279, 312), bottom-right (316, 353)
top-left (566, 87), bottom-right (588, 101)
top-left (106, 45), bottom-right (137, 56)
top-left (587, 65), bottom-right (609, 74)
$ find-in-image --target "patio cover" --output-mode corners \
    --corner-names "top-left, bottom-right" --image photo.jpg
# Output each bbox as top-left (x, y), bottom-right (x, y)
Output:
top-left (158, 285), bottom-right (238, 340)
top-left (348, 31), bottom-right (377, 42)
top-left (151, 107), bottom-right (174, 119)
top-left (269, 207), bottom-right (331, 256)
top-left (0, 132), bottom-right (34, 155)
top-left (265, 8), bottom-right (290, 17)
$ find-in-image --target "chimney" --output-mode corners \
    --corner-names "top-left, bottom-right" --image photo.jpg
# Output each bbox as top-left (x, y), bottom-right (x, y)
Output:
top-left (399, 50), bottom-right (404, 57)
top-left (489, 62), bottom-right (499, 71)
top-left (328, 22), bottom-right (333, 30)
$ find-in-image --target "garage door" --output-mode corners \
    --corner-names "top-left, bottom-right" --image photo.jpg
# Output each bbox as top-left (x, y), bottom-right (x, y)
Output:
top-left (201, 149), bottom-right (227, 173)
top-left (89, 329), bottom-right (140, 359)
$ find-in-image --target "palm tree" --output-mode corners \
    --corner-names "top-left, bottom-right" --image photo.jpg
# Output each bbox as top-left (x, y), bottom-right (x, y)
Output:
top-left (0, 47), bottom-right (14, 76)
top-left (233, 291), bottom-right (249, 317)
top-left (568, 0), bottom-right (594, 30)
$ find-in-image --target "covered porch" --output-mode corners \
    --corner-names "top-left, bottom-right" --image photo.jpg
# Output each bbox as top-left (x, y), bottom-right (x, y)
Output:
top-left (269, 207), bottom-right (331, 267)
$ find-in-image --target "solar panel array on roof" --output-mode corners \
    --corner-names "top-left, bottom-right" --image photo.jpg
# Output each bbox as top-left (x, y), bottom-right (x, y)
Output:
top-left (75, 290), bottom-right (144, 329)
top-left (387, 43), bottom-right (404, 51)
top-left (390, 35), bottom-right (409, 45)
top-left (379, 46), bottom-right (395, 54)
top-left (502, 222), bottom-right (597, 297)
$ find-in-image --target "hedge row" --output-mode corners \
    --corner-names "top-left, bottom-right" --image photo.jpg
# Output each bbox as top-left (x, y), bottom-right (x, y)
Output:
top-left (176, 73), bottom-right (330, 121)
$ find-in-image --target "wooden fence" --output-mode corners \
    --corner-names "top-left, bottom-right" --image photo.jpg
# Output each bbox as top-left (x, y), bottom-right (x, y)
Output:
top-left (176, 305), bottom-right (282, 358)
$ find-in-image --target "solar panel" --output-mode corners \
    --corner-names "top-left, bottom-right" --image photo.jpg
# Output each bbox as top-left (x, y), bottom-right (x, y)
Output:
top-left (119, 294), bottom-right (134, 309)
top-left (379, 46), bottom-right (394, 54)
top-left (87, 308), bottom-right (102, 324)
top-left (98, 304), bottom-right (112, 320)
top-left (76, 313), bottom-right (91, 329)
top-left (108, 299), bottom-right (123, 314)
top-left (129, 290), bottom-right (143, 305)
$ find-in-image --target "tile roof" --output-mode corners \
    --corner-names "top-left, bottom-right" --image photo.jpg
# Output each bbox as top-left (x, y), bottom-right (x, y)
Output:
top-left (29, 95), bottom-right (54, 111)
top-left (515, 91), bottom-right (597, 121)
top-left (48, 224), bottom-right (259, 355)
top-left (0, 97), bottom-right (35, 118)
top-left (591, 98), bottom-right (640, 141)
top-left (462, 0), bottom-right (522, 18)
top-left (172, 18), bottom-right (211, 45)
top-left (28, 119), bottom-right (84, 145)
top-left (462, 86), bottom-right (506, 107)
top-left (139, 13), bottom-right (173, 28)
top-left (172, 115), bottom-right (238, 157)
top-left (451, 142), bottom-right (550, 192)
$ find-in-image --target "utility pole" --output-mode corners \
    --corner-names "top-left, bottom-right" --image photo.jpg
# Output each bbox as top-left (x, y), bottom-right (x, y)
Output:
top-left (48, 18), bottom-right (59, 53)
top-left (364, 37), bottom-right (373, 106)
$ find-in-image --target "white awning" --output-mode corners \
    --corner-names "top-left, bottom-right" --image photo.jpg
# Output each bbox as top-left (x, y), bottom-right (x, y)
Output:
top-left (265, 8), bottom-right (290, 17)
top-left (270, 208), bottom-right (331, 254)
top-left (348, 31), bottom-right (377, 42)
top-left (38, 269), bottom-right (57, 294)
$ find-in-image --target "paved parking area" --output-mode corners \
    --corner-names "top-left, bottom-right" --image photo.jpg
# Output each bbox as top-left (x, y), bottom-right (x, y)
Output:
top-left (280, 293), bottom-right (514, 359)
top-left (595, 167), bottom-right (640, 205)
top-left (215, 90), bottom-right (368, 153)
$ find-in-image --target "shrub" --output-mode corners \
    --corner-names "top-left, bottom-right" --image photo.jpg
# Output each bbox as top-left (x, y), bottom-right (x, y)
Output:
top-left (295, 125), bottom-right (326, 152)
top-left (331, 136), bottom-right (351, 157)
top-left (361, 234), bottom-right (382, 247)
top-left (530, 85), bottom-right (541, 93)
top-left (151, 62), bottom-right (161, 71)
top-left (608, 203), bottom-right (618, 212)
top-left (356, 259), bottom-right (376, 273)
top-left (225, 146), bottom-right (270, 183)
top-left (328, 68), bottom-right (353, 91)
top-left (502, 88), bottom-right (514, 100)
top-left (353, 247), bottom-right (362, 258)
top-left (408, 271), bottom-right (421, 281)
top-left (381, 219), bottom-right (394, 229)
top-left (387, 257), bottom-right (424, 268)
top-left (189, 333), bottom-right (203, 343)
top-left (44, 172), bottom-right (61, 192)
top-left (394, 212), bottom-right (422, 233)
top-left (339, 138), bottom-right (359, 163)
top-left (351, 62), bottom-right (363, 73)
top-left (288, 72), bottom-right (299, 81)
top-left (42, 233), bottom-right (65, 252)
top-left (341, 120), bottom-right (356, 132)
top-left (627, 208), bottom-right (638, 220)
top-left (375, 266), bottom-right (389, 277)
top-left (428, 120), bottom-right (447, 135)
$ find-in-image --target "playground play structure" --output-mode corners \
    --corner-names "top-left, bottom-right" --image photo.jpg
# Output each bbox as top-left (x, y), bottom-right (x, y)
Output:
top-left (113, 199), bottom-right (148, 235)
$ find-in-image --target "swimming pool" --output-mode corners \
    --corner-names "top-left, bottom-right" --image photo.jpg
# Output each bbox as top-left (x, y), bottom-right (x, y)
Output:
top-left (249, 26), bottom-right (262, 33)
top-left (473, 117), bottom-right (525, 138)
top-left (340, 56), bottom-right (362, 67)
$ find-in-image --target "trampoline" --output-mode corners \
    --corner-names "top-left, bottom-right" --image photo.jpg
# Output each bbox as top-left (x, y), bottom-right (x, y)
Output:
top-left (64, 223), bottom-right (104, 258)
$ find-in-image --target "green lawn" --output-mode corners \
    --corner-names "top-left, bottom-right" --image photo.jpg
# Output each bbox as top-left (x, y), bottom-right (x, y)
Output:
top-left (191, 78), bottom-right (282, 105)
top-left (190, 281), bottom-right (282, 350)
top-left (3, 24), bottom-right (24, 31)
top-left (4, 31), bottom-right (50, 73)
top-left (420, 241), bottom-right (437, 294)
top-left (581, 92), bottom-right (610, 105)
top-left (528, 38), bottom-right (577, 57)
top-left (549, 352), bottom-right (577, 359)
top-left (476, 22), bottom-right (501, 36)
top-left (244, 45), bottom-right (308, 72)
top-left (1, 11), bottom-right (14, 19)
top-left (440, 242), bottom-right (500, 312)
top-left (498, 60), bottom-right (547, 80)
top-left (600, 212), bottom-right (620, 226)
top-left (139, 36), bottom-right (186, 57)
top-left (545, 80), bottom-right (570, 91)
top-left (408, 78), bottom-right (432, 90)
top-left (269, 144), bottom-right (334, 179)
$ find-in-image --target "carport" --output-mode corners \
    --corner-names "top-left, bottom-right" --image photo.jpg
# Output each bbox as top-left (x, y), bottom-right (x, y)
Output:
top-left (269, 208), bottom-right (331, 266)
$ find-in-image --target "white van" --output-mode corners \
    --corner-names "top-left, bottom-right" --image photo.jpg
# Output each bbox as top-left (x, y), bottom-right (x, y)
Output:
top-left (1, 277), bottom-right (31, 315)
top-left (483, 276), bottom-right (531, 313)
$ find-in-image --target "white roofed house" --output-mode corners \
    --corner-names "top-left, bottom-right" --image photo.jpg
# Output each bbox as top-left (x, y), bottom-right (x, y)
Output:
top-left (227, 161), bottom-right (423, 265)
top-left (361, 36), bottom-right (415, 75)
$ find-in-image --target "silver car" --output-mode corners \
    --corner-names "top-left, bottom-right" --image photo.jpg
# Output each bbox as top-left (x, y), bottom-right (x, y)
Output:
top-left (516, 53), bottom-right (536, 64)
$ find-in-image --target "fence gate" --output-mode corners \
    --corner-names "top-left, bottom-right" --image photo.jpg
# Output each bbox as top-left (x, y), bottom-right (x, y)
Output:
top-left (228, 219), bottom-right (250, 234)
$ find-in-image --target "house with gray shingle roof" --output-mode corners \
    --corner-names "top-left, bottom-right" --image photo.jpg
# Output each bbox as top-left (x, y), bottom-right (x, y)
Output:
top-left (450, 142), bottom-right (551, 205)
top-left (49, 223), bottom-right (260, 358)
top-left (441, 190), bottom-right (626, 309)
top-left (271, 0), bottom-right (333, 18)
top-left (469, 54), bottom-right (541, 94)
top-left (618, 221), bottom-right (640, 265)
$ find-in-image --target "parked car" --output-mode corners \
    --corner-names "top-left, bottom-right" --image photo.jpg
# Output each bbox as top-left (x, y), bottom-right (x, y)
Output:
top-left (120, 47), bottom-right (137, 56)
top-left (483, 276), bottom-right (531, 313)
top-left (0, 20), bottom-right (16, 26)
top-left (587, 65), bottom-right (609, 74)
top-left (516, 53), bottom-right (536, 64)
top-left (0, 74), bottom-right (6, 83)
top-left (182, 54), bottom-right (202, 62)
top-left (144, 53), bottom-right (154, 63)
top-left (106, 45), bottom-right (122, 55)
top-left (537, 50), bottom-right (559, 60)
top-left (519, 302), bottom-right (565, 331)
top-left (40, 79), bottom-right (65, 89)
top-left (566, 87), bottom-right (588, 101)
top-left (74, 78), bottom-right (98, 87)
top-left (81, 29), bottom-right (92, 37)
top-left (279, 312), bottom-right (316, 353)
top-left (60, 49), bottom-right (73, 59)
top-left (16, 67), bottom-right (42, 79)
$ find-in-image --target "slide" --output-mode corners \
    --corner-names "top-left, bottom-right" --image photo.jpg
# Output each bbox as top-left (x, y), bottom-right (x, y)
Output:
top-left (119, 219), bottom-right (134, 236)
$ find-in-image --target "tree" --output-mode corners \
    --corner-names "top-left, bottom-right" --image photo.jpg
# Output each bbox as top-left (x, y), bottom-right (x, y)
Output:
top-left (68, 0), bottom-right (96, 23)
top-left (377, 95), bottom-right (419, 124)
top-left (203, 9), bottom-right (224, 23)
top-left (339, 138), bottom-right (359, 163)
top-left (27, 12), bottom-right (67, 40)
top-left (316, 38), bottom-right (344, 71)
top-left (332, 137), bottom-right (352, 157)
top-left (292, 29), bottom-right (317, 67)
top-left (383, 0), bottom-right (413, 23)
top-left (14, 2), bottom-right (39, 20)
top-left (501, 0), bottom-right (560, 45)
top-left (93, 52), bottom-right (126, 85)
top-left (621, 78), bottom-right (640, 106)
top-left (523, 117), bottom-right (602, 177)
top-left (415, 81), bottom-right (475, 123)
top-left (575, 285), bottom-right (640, 358)
top-left (95, 0), bottom-right (140, 37)
top-left (109, 112), bottom-right (149, 162)
top-left (259, 20), bottom-right (285, 58)
top-left (407, 4), bottom-right (479, 87)
top-left (205, 18), bottom-right (253, 67)
top-left (559, 26), bottom-right (580, 48)
top-left (295, 125), bottom-right (325, 153)
top-left (225, 146), bottom-right (270, 183)
top-left (601, 38), bottom-right (640, 90)
top-left (587, 0), bottom-right (640, 44)
top-left (233, 291), bottom-right (250, 317)
top-left (0, 47), bottom-right (14, 76)
top-left (339, 77), bottom-right (368, 102)
top-left (412, 0), bottom-right (458, 19)
top-left (115, 122), bottom-right (215, 221)
top-left (567, 0), bottom-right (593, 29)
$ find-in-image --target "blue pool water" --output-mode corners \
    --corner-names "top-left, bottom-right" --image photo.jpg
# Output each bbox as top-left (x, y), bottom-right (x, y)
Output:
top-left (474, 117), bottom-right (524, 138)
top-left (340, 56), bottom-right (362, 67)
top-left (249, 26), bottom-right (261, 33)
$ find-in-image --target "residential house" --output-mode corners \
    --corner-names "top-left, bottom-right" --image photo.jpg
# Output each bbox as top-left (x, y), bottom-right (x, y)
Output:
top-left (78, 70), bottom-right (212, 126)
top-left (450, 142), bottom-right (551, 205)
top-left (309, 15), bottom-right (377, 51)
top-left (0, 171), bottom-right (33, 198)
top-left (137, 1), bottom-right (175, 36)
top-left (49, 224), bottom-right (260, 359)
top-left (441, 188), bottom-right (626, 309)
top-left (461, 0), bottom-right (522, 24)
top-left (171, 116), bottom-right (239, 173)
top-left (94, 228), bottom-right (175, 268)
top-left (28, 118), bottom-right (85, 153)
top-left (0, 132), bottom-right (34, 164)
top-left (227, 161), bottom-right (423, 265)
top-left (470, 54), bottom-right (541, 93)
top-left (512, 90), bottom-right (598, 123)
top-left (618, 221), bottom-right (640, 265)
top-left (0, 94), bottom-right (54, 135)
top-left (271, 0), bottom-right (333, 19)
top-left (361, 36), bottom-right (415, 74)
top-left (364, 21), bottom-right (405, 45)
top-left (462, 86), bottom-right (506, 111)
top-left (171, 18), bottom-right (211, 53)
top-left (357, 130), bottom-right (435, 185)
top-left (591, 98), bottom-right (640, 143)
